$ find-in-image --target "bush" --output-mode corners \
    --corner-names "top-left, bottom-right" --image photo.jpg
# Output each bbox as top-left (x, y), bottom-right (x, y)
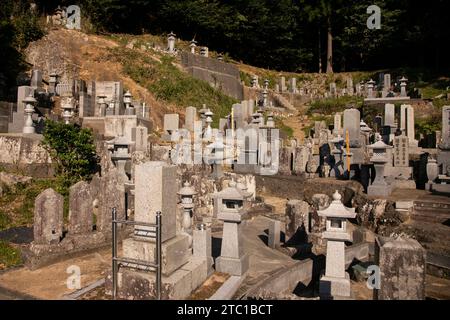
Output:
top-left (41, 121), bottom-right (99, 193)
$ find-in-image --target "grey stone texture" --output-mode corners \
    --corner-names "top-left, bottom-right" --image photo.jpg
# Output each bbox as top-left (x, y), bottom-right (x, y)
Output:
top-left (68, 181), bottom-right (93, 235)
top-left (181, 52), bottom-right (244, 100)
top-left (33, 188), bottom-right (64, 245)
top-left (375, 236), bottom-right (426, 300)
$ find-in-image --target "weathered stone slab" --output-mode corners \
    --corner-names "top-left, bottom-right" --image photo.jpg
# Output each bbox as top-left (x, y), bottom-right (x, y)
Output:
top-left (33, 188), bottom-right (64, 245)
top-left (134, 161), bottom-right (177, 241)
top-left (375, 236), bottom-right (426, 300)
top-left (122, 234), bottom-right (190, 276)
top-left (68, 181), bottom-right (93, 234)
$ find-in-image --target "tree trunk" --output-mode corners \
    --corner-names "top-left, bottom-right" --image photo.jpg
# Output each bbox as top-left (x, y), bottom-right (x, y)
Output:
top-left (326, 17), bottom-right (333, 74)
top-left (318, 28), bottom-right (322, 73)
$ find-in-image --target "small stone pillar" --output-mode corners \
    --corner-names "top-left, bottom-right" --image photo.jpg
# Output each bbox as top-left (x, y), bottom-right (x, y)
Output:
top-left (23, 93), bottom-right (37, 134)
top-left (193, 224), bottom-right (214, 275)
top-left (367, 135), bottom-right (393, 197)
top-left (251, 75), bottom-right (258, 88)
top-left (215, 181), bottom-right (249, 276)
top-left (268, 220), bottom-right (281, 248)
top-left (319, 191), bottom-right (356, 299)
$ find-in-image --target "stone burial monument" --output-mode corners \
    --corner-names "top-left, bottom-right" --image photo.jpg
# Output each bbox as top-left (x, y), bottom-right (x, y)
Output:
top-left (22, 178), bottom-right (117, 270)
top-left (106, 161), bottom-right (212, 300)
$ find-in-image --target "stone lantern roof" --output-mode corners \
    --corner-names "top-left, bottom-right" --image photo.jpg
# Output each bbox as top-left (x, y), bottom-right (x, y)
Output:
top-left (367, 135), bottom-right (393, 151)
top-left (360, 120), bottom-right (372, 133)
top-left (318, 191), bottom-right (356, 219)
top-left (214, 181), bottom-right (244, 201)
top-left (178, 181), bottom-right (197, 197)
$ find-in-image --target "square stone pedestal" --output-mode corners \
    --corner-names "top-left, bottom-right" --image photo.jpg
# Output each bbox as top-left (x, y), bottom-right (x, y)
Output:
top-left (319, 273), bottom-right (351, 299)
top-left (106, 256), bottom-right (209, 300)
top-left (216, 253), bottom-right (249, 276)
top-left (368, 184), bottom-right (392, 197)
top-left (122, 234), bottom-right (190, 276)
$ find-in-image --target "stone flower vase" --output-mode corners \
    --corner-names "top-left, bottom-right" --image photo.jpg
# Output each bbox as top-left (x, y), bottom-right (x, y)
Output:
top-left (426, 158), bottom-right (438, 184)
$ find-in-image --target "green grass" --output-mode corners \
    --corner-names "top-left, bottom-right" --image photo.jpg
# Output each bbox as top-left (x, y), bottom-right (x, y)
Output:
top-left (105, 47), bottom-right (238, 126)
top-left (307, 96), bottom-right (364, 116)
top-left (275, 118), bottom-right (294, 139)
top-left (0, 240), bottom-right (22, 269)
top-left (0, 178), bottom-right (67, 231)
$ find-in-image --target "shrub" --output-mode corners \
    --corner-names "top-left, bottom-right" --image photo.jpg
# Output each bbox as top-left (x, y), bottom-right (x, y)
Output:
top-left (41, 121), bottom-right (99, 193)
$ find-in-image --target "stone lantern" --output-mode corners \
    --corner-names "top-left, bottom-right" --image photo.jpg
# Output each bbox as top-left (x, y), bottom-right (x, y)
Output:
top-left (200, 47), bottom-right (209, 57)
top-left (203, 110), bottom-right (213, 141)
top-left (319, 190), bottom-right (356, 299)
top-left (167, 31), bottom-right (176, 53)
top-left (22, 93), bottom-right (37, 134)
top-left (111, 135), bottom-right (132, 183)
top-left (217, 53), bottom-right (224, 61)
top-left (263, 79), bottom-right (269, 90)
top-left (123, 90), bottom-right (135, 115)
top-left (189, 39), bottom-right (197, 54)
top-left (61, 97), bottom-right (75, 124)
top-left (97, 95), bottom-right (107, 117)
top-left (178, 181), bottom-right (197, 247)
top-left (400, 76), bottom-right (408, 97)
top-left (367, 134), bottom-right (393, 197)
top-left (331, 135), bottom-right (344, 178)
top-left (49, 72), bottom-right (58, 94)
top-left (360, 119), bottom-right (372, 145)
top-left (214, 181), bottom-right (249, 276)
top-left (251, 75), bottom-right (258, 88)
top-left (367, 79), bottom-right (376, 98)
top-left (205, 140), bottom-right (226, 179)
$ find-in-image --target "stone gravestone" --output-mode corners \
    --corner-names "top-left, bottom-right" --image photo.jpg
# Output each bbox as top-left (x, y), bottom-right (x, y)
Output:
top-left (164, 114), bottom-right (179, 135)
top-left (347, 78), bottom-right (354, 96)
top-left (394, 135), bottom-right (409, 167)
top-left (375, 237), bottom-right (426, 300)
top-left (134, 161), bottom-right (177, 242)
top-left (343, 109), bottom-right (361, 147)
top-left (268, 220), bottom-right (281, 248)
top-left (33, 189), bottom-right (64, 245)
top-left (97, 168), bottom-right (125, 233)
top-left (285, 200), bottom-right (310, 242)
top-left (132, 125), bottom-right (148, 152)
top-left (400, 105), bottom-right (417, 146)
top-left (68, 181), bottom-right (93, 234)
top-left (184, 106), bottom-right (197, 132)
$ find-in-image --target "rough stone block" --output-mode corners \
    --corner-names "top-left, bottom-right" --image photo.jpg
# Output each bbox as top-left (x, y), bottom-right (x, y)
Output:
top-left (122, 234), bottom-right (190, 276)
top-left (216, 253), bottom-right (249, 276)
top-left (180, 257), bottom-right (209, 290)
top-left (375, 236), bottom-right (426, 300)
top-left (115, 268), bottom-right (192, 300)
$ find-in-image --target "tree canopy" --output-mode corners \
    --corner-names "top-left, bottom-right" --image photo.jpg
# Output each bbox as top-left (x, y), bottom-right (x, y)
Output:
top-left (1, 0), bottom-right (449, 75)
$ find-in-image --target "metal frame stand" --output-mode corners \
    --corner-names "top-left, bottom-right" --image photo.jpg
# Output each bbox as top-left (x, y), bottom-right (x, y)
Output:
top-left (112, 208), bottom-right (162, 300)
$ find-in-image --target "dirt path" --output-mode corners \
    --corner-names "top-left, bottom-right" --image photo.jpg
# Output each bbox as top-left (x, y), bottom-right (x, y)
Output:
top-left (0, 248), bottom-right (111, 299)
